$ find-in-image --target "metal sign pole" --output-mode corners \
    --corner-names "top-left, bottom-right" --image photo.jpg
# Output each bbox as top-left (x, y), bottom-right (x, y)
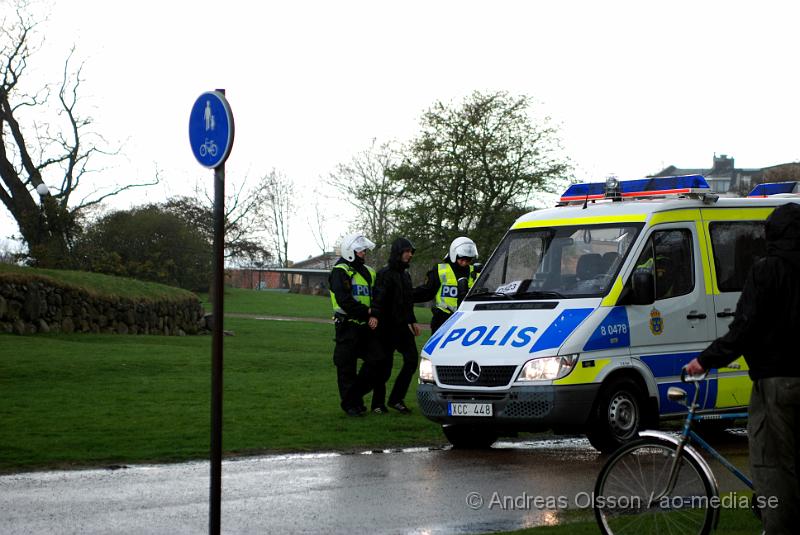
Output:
top-left (187, 87), bottom-right (234, 535)
top-left (210, 160), bottom-right (224, 535)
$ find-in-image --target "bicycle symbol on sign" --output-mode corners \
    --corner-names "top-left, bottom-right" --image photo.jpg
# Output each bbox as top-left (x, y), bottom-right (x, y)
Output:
top-left (199, 138), bottom-right (218, 157)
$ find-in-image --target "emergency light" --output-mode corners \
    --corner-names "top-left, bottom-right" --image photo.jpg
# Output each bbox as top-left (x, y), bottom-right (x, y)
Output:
top-left (747, 181), bottom-right (800, 197)
top-left (559, 175), bottom-right (711, 204)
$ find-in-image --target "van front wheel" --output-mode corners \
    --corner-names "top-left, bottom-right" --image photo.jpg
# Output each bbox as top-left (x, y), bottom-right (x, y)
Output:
top-left (586, 378), bottom-right (645, 453)
top-left (442, 425), bottom-right (498, 449)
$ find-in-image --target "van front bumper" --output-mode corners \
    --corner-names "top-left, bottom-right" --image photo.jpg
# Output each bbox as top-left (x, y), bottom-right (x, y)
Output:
top-left (417, 383), bottom-right (600, 430)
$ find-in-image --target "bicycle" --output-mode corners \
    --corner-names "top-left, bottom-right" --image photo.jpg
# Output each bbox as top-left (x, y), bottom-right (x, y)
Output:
top-left (593, 369), bottom-right (757, 534)
top-left (199, 138), bottom-right (218, 157)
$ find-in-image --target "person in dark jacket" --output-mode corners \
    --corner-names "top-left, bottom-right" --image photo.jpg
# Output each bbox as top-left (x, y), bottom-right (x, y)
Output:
top-left (686, 202), bottom-right (800, 534)
top-left (329, 233), bottom-right (381, 417)
top-left (371, 237), bottom-right (421, 414)
top-left (414, 237), bottom-right (479, 333)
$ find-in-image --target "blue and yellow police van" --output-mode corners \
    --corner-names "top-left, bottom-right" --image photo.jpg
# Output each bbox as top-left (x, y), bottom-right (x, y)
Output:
top-left (416, 175), bottom-right (800, 452)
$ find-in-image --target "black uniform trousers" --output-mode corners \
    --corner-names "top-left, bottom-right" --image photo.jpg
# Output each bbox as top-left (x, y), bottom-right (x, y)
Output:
top-left (374, 324), bottom-right (419, 408)
top-left (332, 319), bottom-right (382, 412)
top-left (430, 308), bottom-right (452, 334)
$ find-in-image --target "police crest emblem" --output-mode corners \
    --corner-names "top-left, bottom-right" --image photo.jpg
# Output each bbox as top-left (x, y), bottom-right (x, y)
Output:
top-left (649, 307), bottom-right (664, 335)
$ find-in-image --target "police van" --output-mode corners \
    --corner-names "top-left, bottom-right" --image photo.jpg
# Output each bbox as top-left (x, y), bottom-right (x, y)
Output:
top-left (416, 175), bottom-right (800, 452)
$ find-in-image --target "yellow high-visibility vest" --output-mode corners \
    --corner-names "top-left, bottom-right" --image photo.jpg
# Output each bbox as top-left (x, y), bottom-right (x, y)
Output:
top-left (330, 263), bottom-right (375, 323)
top-left (435, 263), bottom-right (475, 313)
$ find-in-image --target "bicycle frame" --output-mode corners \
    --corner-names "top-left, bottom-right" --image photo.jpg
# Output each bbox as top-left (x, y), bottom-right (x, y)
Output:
top-left (648, 377), bottom-right (753, 505)
top-left (685, 413), bottom-right (753, 489)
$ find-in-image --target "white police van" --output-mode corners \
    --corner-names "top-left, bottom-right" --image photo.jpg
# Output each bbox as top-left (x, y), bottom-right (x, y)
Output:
top-left (417, 175), bottom-right (800, 452)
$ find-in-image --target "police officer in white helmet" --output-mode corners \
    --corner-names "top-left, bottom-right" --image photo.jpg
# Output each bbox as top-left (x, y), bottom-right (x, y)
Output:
top-left (414, 236), bottom-right (479, 333)
top-left (329, 233), bottom-right (381, 416)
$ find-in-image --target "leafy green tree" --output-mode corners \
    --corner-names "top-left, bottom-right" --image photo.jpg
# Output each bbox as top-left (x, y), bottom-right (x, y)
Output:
top-left (388, 90), bottom-right (570, 273)
top-left (74, 205), bottom-right (212, 291)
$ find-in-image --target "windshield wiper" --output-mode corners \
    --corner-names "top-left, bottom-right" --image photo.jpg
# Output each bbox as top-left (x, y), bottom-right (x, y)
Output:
top-left (466, 288), bottom-right (513, 300)
top-left (513, 290), bottom-right (564, 300)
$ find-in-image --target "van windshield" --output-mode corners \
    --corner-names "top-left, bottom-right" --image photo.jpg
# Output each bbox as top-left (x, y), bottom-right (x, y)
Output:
top-left (468, 223), bottom-right (643, 300)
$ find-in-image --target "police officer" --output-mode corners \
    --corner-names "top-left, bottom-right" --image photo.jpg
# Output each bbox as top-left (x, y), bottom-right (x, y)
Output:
top-left (329, 233), bottom-right (380, 417)
top-left (414, 237), bottom-right (479, 333)
top-left (634, 253), bottom-right (675, 300)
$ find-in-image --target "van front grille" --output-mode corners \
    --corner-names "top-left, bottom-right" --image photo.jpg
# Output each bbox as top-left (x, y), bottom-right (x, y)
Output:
top-left (436, 365), bottom-right (517, 387)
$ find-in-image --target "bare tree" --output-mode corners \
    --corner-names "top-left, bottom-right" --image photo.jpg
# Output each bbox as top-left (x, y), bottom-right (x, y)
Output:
top-left (732, 162), bottom-right (800, 197)
top-left (307, 192), bottom-right (332, 257)
top-left (0, 3), bottom-right (155, 267)
top-left (169, 176), bottom-right (274, 264)
top-left (328, 138), bottom-right (401, 249)
top-left (0, 236), bottom-right (22, 264)
top-left (261, 168), bottom-right (294, 272)
top-left (762, 162), bottom-right (800, 183)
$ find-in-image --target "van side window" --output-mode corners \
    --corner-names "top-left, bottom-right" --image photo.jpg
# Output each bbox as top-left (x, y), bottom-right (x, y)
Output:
top-left (633, 229), bottom-right (694, 300)
top-left (709, 222), bottom-right (766, 292)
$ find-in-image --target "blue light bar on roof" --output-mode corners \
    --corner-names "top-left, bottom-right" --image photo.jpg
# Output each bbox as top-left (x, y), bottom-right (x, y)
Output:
top-left (560, 175), bottom-right (710, 203)
top-left (747, 181), bottom-right (800, 197)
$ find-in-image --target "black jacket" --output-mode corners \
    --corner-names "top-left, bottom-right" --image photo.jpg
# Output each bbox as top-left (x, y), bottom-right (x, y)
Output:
top-left (372, 238), bottom-right (418, 327)
top-left (698, 202), bottom-right (800, 380)
top-left (328, 256), bottom-right (373, 322)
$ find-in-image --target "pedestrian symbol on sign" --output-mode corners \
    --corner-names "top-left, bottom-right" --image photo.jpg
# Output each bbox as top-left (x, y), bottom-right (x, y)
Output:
top-left (204, 101), bottom-right (216, 131)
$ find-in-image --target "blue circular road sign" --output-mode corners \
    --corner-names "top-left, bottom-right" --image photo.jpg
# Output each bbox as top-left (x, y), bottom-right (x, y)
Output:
top-left (189, 91), bottom-right (235, 168)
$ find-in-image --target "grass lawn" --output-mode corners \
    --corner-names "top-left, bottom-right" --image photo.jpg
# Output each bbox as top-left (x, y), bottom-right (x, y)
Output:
top-left (0, 263), bottom-right (194, 302)
top-left (0, 315), bottom-right (443, 473)
top-left (201, 287), bottom-right (434, 324)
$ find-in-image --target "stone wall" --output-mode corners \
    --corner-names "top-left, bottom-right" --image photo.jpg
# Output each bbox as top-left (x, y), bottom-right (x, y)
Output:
top-left (0, 280), bottom-right (206, 336)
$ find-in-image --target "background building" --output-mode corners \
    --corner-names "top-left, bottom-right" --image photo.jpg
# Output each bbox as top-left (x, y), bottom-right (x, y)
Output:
top-left (651, 154), bottom-right (763, 195)
top-left (226, 252), bottom-right (336, 293)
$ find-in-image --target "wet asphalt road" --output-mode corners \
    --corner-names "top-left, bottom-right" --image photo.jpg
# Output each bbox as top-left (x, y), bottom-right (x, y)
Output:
top-left (0, 434), bottom-right (750, 535)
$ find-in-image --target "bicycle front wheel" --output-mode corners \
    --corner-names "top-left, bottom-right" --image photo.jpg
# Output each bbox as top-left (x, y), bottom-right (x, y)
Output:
top-left (594, 437), bottom-right (717, 535)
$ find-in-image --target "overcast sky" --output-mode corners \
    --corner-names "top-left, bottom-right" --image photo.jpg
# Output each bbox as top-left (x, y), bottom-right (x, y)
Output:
top-left (2, 0), bottom-right (799, 261)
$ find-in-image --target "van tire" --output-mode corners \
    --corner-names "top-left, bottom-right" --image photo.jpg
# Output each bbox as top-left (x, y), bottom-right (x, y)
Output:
top-left (586, 378), bottom-right (645, 453)
top-left (442, 425), bottom-right (498, 449)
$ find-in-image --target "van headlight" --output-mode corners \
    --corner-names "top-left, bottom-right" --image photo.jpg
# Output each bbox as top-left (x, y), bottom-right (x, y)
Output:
top-left (517, 354), bottom-right (579, 381)
top-left (419, 357), bottom-right (435, 384)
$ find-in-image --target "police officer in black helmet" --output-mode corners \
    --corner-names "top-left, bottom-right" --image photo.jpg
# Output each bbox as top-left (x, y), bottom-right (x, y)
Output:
top-left (370, 237), bottom-right (421, 414)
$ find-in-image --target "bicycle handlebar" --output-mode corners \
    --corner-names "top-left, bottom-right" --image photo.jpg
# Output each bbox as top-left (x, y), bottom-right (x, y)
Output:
top-left (681, 367), bottom-right (708, 383)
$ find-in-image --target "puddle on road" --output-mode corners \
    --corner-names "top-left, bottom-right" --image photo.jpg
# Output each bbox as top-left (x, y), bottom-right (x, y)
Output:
top-left (238, 428), bottom-right (747, 464)
top-left (494, 436), bottom-right (592, 451)
top-left (10, 429), bottom-right (746, 477)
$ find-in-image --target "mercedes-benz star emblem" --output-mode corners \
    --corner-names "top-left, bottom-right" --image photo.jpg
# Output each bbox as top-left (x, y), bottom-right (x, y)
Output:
top-left (463, 361), bottom-right (481, 383)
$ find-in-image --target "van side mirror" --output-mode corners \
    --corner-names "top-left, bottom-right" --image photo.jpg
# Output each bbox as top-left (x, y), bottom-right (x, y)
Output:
top-left (631, 270), bottom-right (655, 305)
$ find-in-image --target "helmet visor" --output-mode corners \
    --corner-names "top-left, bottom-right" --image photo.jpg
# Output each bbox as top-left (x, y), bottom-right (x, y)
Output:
top-left (350, 236), bottom-right (375, 253)
top-left (454, 242), bottom-right (478, 259)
